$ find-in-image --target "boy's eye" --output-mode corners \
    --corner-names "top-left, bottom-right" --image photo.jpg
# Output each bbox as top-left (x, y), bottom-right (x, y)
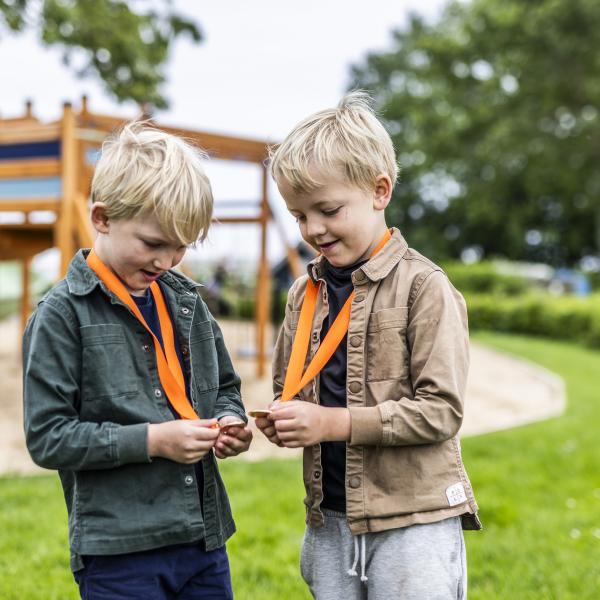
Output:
top-left (142, 240), bottom-right (162, 249)
top-left (323, 207), bottom-right (341, 217)
top-left (294, 215), bottom-right (306, 223)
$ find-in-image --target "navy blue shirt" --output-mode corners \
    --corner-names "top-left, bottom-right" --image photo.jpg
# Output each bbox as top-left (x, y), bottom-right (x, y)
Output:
top-left (319, 259), bottom-right (367, 512)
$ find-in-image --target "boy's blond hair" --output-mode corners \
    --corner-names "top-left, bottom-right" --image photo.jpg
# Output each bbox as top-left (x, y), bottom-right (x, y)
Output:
top-left (91, 122), bottom-right (213, 245)
top-left (270, 90), bottom-right (398, 194)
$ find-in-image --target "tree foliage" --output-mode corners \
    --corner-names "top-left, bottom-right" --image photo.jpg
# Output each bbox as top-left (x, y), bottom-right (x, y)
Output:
top-left (350, 0), bottom-right (600, 266)
top-left (0, 0), bottom-right (201, 108)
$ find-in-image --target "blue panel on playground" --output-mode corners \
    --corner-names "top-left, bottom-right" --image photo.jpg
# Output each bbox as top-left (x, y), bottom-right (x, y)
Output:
top-left (0, 177), bottom-right (61, 198)
top-left (0, 140), bottom-right (61, 160)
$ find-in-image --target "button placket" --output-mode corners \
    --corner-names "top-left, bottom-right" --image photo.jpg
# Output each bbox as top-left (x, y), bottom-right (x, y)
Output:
top-left (349, 476), bottom-right (361, 489)
top-left (348, 381), bottom-right (362, 394)
top-left (349, 335), bottom-right (362, 347)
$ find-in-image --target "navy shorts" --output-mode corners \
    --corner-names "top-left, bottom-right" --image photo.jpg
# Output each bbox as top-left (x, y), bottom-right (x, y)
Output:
top-left (74, 542), bottom-right (233, 600)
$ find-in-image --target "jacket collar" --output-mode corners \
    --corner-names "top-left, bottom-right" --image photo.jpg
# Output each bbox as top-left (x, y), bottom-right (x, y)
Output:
top-left (66, 249), bottom-right (203, 298)
top-left (306, 228), bottom-right (408, 284)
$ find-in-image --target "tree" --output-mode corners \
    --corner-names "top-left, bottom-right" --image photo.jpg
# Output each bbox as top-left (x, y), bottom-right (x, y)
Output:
top-left (350, 0), bottom-right (600, 266)
top-left (0, 0), bottom-right (201, 108)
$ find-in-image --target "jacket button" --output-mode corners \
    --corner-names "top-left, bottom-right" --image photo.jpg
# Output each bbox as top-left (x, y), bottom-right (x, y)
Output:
top-left (314, 470), bottom-right (321, 479)
top-left (181, 345), bottom-right (189, 356)
top-left (349, 381), bottom-right (362, 394)
top-left (349, 476), bottom-right (361, 489)
top-left (184, 475), bottom-right (194, 485)
top-left (354, 294), bottom-right (365, 303)
top-left (154, 388), bottom-right (162, 398)
top-left (312, 332), bottom-right (319, 343)
top-left (349, 336), bottom-right (362, 347)
top-left (142, 344), bottom-right (151, 353)
top-left (181, 307), bottom-right (190, 315)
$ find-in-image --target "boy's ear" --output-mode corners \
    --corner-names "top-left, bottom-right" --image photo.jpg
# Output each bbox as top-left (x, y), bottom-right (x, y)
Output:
top-left (90, 202), bottom-right (110, 234)
top-left (373, 174), bottom-right (393, 211)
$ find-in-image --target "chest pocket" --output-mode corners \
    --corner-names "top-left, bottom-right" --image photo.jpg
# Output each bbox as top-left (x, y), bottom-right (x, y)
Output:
top-left (80, 324), bottom-right (138, 401)
top-left (189, 319), bottom-right (218, 393)
top-left (366, 307), bottom-right (410, 382)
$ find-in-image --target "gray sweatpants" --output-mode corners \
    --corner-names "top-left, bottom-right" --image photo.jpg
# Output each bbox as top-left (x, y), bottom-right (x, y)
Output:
top-left (300, 510), bottom-right (467, 600)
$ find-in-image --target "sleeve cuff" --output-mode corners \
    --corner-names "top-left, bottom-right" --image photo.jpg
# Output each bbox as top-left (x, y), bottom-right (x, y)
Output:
top-left (348, 406), bottom-right (384, 446)
top-left (215, 409), bottom-right (248, 424)
top-left (116, 423), bottom-right (151, 465)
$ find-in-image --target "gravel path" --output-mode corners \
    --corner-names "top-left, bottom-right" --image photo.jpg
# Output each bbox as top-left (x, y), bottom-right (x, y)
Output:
top-left (0, 317), bottom-right (565, 475)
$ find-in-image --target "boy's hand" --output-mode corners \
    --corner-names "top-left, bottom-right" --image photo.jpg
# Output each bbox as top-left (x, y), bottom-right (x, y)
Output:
top-left (214, 416), bottom-right (253, 459)
top-left (255, 401), bottom-right (283, 446)
top-left (148, 419), bottom-right (220, 464)
top-left (271, 401), bottom-right (351, 448)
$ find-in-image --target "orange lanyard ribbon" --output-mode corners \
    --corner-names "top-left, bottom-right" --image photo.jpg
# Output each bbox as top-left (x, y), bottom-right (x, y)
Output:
top-left (281, 229), bottom-right (392, 402)
top-left (86, 249), bottom-right (198, 420)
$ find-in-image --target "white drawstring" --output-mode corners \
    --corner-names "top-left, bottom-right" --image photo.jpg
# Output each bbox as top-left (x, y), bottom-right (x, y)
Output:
top-left (347, 534), bottom-right (368, 582)
top-left (360, 535), bottom-right (368, 582)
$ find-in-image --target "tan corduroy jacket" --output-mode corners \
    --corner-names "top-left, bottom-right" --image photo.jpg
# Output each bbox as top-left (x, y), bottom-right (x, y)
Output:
top-left (272, 228), bottom-right (481, 534)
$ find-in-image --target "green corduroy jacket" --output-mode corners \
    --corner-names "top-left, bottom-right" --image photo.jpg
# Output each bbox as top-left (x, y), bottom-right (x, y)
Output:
top-left (23, 250), bottom-right (246, 571)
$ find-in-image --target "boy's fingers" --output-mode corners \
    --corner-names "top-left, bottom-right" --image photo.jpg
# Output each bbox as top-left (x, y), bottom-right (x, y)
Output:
top-left (255, 417), bottom-right (270, 428)
top-left (237, 427), bottom-right (253, 441)
top-left (192, 421), bottom-right (220, 434)
top-left (194, 418), bottom-right (219, 427)
top-left (269, 406), bottom-right (297, 420)
top-left (274, 418), bottom-right (299, 432)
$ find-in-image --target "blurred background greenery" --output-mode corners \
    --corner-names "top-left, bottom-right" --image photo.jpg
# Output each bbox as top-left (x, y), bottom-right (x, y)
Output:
top-left (351, 0), bottom-right (600, 270)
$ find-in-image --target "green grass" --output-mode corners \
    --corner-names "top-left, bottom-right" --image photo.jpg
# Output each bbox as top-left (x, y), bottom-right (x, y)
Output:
top-left (0, 461), bottom-right (310, 600)
top-left (1, 333), bottom-right (599, 598)
top-left (465, 332), bottom-right (600, 599)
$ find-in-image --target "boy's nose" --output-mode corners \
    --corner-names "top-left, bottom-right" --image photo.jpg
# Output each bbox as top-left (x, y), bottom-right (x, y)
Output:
top-left (153, 252), bottom-right (178, 271)
top-left (306, 219), bottom-right (326, 238)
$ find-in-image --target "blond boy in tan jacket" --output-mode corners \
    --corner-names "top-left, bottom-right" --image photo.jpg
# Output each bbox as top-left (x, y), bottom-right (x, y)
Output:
top-left (255, 92), bottom-right (481, 599)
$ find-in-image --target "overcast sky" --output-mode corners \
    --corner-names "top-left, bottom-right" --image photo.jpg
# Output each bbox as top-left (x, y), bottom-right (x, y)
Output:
top-left (0, 0), bottom-right (447, 270)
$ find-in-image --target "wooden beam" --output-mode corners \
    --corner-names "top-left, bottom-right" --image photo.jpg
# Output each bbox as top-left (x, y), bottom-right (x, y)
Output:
top-left (0, 221), bottom-right (54, 232)
top-left (255, 164), bottom-right (272, 377)
top-left (0, 198), bottom-right (60, 212)
top-left (0, 222), bottom-right (54, 231)
top-left (213, 216), bottom-right (262, 224)
top-left (0, 228), bottom-right (53, 260)
top-left (74, 193), bottom-right (94, 248)
top-left (0, 123), bottom-right (60, 144)
top-left (21, 257), bottom-right (31, 334)
top-left (79, 111), bottom-right (271, 164)
top-left (57, 103), bottom-right (78, 276)
top-left (0, 158), bottom-right (61, 178)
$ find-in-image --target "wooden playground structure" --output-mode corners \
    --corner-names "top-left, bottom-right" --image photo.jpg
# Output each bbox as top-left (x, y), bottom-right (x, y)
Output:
top-left (0, 97), bottom-right (302, 376)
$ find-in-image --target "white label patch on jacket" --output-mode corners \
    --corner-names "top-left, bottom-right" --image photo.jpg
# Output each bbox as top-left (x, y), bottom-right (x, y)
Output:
top-left (446, 483), bottom-right (467, 506)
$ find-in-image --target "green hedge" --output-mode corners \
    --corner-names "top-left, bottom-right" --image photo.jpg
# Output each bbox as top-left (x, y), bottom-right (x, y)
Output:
top-left (466, 292), bottom-right (600, 348)
top-left (443, 261), bottom-right (530, 296)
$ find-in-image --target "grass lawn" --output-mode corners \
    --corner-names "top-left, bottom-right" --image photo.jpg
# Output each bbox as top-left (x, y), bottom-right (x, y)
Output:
top-left (1, 332), bottom-right (599, 598)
